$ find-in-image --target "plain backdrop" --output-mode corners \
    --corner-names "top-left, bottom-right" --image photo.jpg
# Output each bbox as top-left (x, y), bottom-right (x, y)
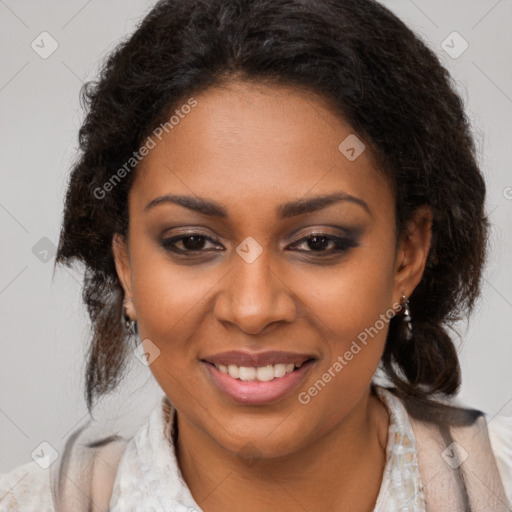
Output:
top-left (1, 0), bottom-right (511, 472)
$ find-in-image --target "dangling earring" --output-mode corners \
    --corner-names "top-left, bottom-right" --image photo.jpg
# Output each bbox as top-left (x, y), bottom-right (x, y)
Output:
top-left (401, 293), bottom-right (413, 341)
top-left (124, 315), bottom-right (137, 336)
top-left (123, 298), bottom-right (137, 337)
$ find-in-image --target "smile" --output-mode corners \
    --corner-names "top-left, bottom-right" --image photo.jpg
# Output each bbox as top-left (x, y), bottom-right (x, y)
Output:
top-left (201, 351), bottom-right (316, 405)
top-left (213, 361), bottom-right (307, 382)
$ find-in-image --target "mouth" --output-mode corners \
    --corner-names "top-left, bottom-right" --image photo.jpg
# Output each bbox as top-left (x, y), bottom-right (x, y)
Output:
top-left (208, 359), bottom-right (313, 382)
top-left (200, 351), bottom-right (317, 405)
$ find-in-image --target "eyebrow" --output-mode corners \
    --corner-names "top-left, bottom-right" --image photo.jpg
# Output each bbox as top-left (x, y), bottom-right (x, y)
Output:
top-left (144, 192), bottom-right (370, 218)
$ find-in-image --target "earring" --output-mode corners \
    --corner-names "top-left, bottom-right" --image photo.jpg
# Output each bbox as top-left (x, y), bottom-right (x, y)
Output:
top-left (401, 293), bottom-right (413, 341)
top-left (123, 297), bottom-right (137, 336)
top-left (124, 315), bottom-right (137, 336)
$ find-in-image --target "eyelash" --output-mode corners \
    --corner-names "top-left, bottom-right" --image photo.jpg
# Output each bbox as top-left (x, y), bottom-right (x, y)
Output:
top-left (160, 232), bottom-right (359, 257)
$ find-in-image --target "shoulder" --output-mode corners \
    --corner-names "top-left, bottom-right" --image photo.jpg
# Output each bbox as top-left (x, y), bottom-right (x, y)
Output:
top-left (487, 413), bottom-right (512, 505)
top-left (375, 385), bottom-right (512, 508)
top-left (0, 460), bottom-right (54, 511)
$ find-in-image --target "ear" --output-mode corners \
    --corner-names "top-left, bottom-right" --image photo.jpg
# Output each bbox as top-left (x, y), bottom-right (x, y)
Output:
top-left (112, 233), bottom-right (136, 319)
top-left (392, 205), bottom-right (433, 304)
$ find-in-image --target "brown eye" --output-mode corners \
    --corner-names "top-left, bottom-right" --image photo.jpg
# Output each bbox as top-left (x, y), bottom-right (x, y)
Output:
top-left (161, 234), bottom-right (223, 253)
top-left (303, 235), bottom-right (332, 251)
top-left (289, 233), bottom-right (359, 255)
top-left (180, 235), bottom-right (208, 251)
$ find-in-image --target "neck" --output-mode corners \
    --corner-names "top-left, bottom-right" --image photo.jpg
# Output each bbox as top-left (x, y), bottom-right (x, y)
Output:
top-left (175, 385), bottom-right (389, 512)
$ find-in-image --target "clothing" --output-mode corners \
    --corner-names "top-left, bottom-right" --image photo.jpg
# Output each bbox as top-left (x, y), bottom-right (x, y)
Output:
top-left (1, 385), bottom-right (511, 511)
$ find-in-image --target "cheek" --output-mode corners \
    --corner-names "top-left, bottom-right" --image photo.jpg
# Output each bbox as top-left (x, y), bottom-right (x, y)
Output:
top-left (128, 236), bottom-right (214, 353)
top-left (294, 237), bottom-right (397, 387)
top-left (300, 245), bottom-right (396, 339)
top-left (128, 247), bottom-right (218, 400)
top-left (290, 249), bottom-right (396, 431)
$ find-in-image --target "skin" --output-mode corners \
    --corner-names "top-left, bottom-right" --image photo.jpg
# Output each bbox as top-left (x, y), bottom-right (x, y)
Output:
top-left (113, 80), bottom-right (432, 512)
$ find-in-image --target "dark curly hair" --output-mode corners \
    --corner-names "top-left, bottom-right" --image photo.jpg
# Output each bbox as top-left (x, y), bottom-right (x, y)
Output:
top-left (55, 0), bottom-right (488, 412)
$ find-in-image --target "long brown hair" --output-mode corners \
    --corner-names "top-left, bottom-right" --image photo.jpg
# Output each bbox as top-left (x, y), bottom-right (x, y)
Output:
top-left (55, 0), bottom-right (488, 412)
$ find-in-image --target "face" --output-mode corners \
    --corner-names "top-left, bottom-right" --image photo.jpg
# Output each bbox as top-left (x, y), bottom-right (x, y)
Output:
top-left (113, 80), bottom-right (431, 460)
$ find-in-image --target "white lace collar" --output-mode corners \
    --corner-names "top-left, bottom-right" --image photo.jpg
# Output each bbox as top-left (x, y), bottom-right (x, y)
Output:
top-left (109, 385), bottom-right (426, 511)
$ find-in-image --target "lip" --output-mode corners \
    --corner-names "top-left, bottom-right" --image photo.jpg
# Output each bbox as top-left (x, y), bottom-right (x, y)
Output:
top-left (202, 350), bottom-right (315, 367)
top-left (201, 355), bottom-right (316, 405)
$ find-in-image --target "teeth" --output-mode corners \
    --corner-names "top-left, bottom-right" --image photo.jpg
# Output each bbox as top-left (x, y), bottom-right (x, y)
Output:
top-left (239, 367), bottom-right (256, 381)
top-left (274, 363), bottom-right (287, 378)
top-left (256, 365), bottom-right (275, 382)
top-left (227, 364), bottom-right (239, 379)
top-left (214, 362), bottom-right (302, 381)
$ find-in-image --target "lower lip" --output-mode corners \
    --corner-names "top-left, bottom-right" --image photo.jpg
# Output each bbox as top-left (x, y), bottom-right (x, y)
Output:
top-left (202, 360), bottom-right (315, 405)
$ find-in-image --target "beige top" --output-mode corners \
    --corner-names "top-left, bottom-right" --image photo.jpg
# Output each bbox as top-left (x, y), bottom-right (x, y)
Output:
top-left (1, 386), bottom-right (511, 511)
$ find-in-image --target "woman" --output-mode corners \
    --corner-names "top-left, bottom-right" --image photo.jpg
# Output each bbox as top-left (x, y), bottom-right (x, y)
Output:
top-left (1, 0), bottom-right (510, 510)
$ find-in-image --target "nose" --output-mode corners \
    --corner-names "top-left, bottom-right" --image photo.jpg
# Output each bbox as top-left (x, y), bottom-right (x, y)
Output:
top-left (213, 249), bottom-right (297, 335)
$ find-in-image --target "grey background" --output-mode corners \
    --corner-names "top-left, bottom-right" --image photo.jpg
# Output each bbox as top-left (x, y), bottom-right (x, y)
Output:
top-left (1, 0), bottom-right (511, 472)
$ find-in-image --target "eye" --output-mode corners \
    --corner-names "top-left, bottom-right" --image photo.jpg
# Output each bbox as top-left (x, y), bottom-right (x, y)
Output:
top-left (288, 233), bottom-right (359, 255)
top-left (160, 231), bottom-right (359, 257)
top-left (161, 233), bottom-right (224, 254)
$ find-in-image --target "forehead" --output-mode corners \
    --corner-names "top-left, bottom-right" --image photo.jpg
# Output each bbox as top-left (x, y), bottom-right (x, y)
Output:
top-left (131, 80), bottom-right (392, 220)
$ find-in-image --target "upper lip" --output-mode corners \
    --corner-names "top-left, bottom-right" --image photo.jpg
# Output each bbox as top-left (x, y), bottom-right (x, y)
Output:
top-left (202, 350), bottom-right (315, 367)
